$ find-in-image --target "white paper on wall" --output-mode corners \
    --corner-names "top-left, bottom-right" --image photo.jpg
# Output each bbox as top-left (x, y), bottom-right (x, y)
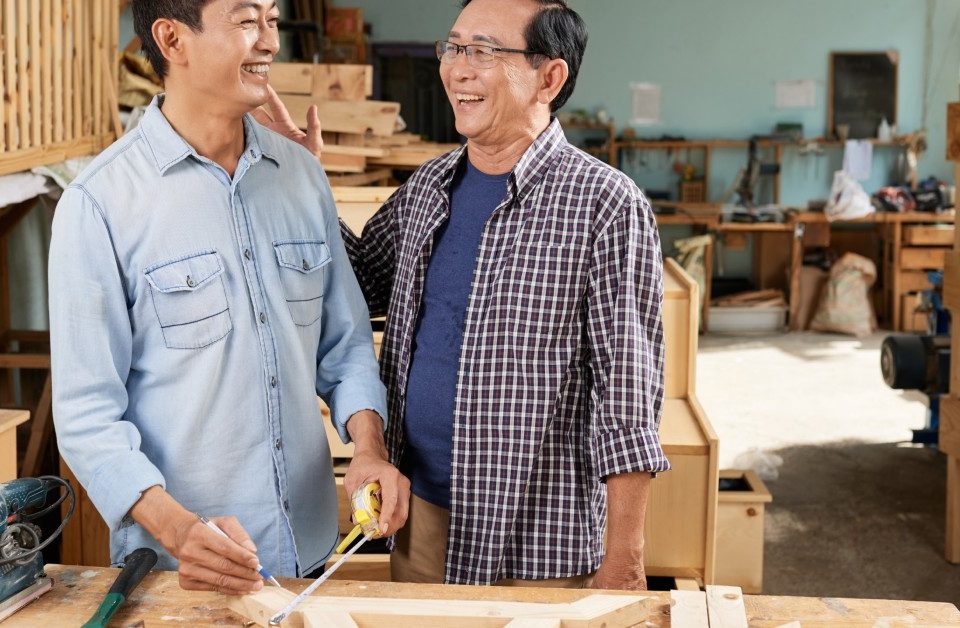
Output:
top-left (775, 79), bottom-right (816, 109)
top-left (630, 83), bottom-right (661, 125)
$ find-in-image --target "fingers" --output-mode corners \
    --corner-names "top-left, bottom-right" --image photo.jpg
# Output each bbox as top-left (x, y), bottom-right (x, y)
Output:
top-left (179, 564), bottom-right (263, 595)
top-left (376, 471), bottom-right (410, 536)
top-left (263, 84), bottom-right (297, 128)
top-left (306, 104), bottom-right (323, 154)
top-left (214, 516), bottom-right (258, 554)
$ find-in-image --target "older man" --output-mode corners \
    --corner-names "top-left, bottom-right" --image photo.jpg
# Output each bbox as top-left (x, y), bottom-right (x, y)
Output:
top-left (342, 0), bottom-right (668, 590)
top-left (49, 0), bottom-right (408, 594)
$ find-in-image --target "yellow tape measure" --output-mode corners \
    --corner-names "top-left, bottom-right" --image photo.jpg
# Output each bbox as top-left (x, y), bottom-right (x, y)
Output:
top-left (335, 482), bottom-right (382, 553)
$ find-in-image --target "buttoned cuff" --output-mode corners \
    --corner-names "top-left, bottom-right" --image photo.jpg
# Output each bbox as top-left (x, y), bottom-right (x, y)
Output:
top-left (86, 450), bottom-right (166, 532)
top-left (595, 427), bottom-right (671, 479)
top-left (328, 377), bottom-right (389, 444)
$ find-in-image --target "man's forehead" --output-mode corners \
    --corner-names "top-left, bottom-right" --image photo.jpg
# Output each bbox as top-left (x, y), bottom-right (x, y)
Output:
top-left (208, 0), bottom-right (277, 14)
top-left (449, 0), bottom-right (536, 45)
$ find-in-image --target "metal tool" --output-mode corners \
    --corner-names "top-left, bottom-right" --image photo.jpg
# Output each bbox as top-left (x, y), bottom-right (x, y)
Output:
top-left (268, 482), bottom-right (383, 625)
top-left (81, 548), bottom-right (158, 628)
top-left (197, 514), bottom-right (281, 587)
top-left (0, 476), bottom-right (75, 621)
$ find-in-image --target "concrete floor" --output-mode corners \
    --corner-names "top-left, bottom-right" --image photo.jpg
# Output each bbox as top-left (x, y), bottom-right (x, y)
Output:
top-left (697, 331), bottom-right (960, 605)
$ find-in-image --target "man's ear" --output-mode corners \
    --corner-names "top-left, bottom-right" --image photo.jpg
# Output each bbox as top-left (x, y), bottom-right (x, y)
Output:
top-left (536, 58), bottom-right (569, 108)
top-left (152, 18), bottom-right (190, 73)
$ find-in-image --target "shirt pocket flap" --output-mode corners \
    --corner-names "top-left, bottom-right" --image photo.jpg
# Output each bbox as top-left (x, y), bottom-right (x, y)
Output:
top-left (145, 251), bottom-right (224, 294)
top-left (274, 240), bottom-right (331, 274)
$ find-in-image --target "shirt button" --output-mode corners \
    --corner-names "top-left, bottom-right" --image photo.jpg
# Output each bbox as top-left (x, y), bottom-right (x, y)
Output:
top-left (260, 312), bottom-right (267, 324)
top-left (186, 275), bottom-right (195, 288)
top-left (275, 438), bottom-right (281, 450)
top-left (244, 249), bottom-right (252, 260)
top-left (270, 376), bottom-right (277, 388)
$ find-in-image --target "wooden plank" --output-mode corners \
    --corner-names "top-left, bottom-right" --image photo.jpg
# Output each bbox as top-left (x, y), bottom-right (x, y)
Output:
top-left (41, 0), bottom-right (52, 145)
top-left (229, 589), bottom-right (648, 628)
top-left (322, 144), bottom-right (389, 158)
top-left (312, 63), bottom-right (370, 101)
top-left (948, 454), bottom-right (960, 564)
top-left (705, 585), bottom-right (748, 628)
top-left (332, 186), bottom-right (398, 204)
top-left (269, 62), bottom-right (315, 94)
top-left (900, 246), bottom-right (949, 270)
top-left (279, 94), bottom-right (400, 136)
top-left (327, 168), bottom-right (393, 187)
top-left (322, 553), bottom-right (390, 582)
top-left (29, 0), bottom-right (41, 146)
top-left (941, 397), bottom-right (960, 458)
top-left (0, 133), bottom-right (114, 176)
top-left (904, 224), bottom-right (955, 246)
top-left (0, 410), bottom-right (29, 482)
top-left (368, 144), bottom-right (459, 168)
top-left (948, 101), bottom-right (960, 162)
top-left (320, 151), bottom-right (366, 174)
top-left (0, 0), bottom-right (5, 152)
top-left (52, 0), bottom-right (64, 143)
top-left (669, 590), bottom-right (708, 628)
top-left (17, 0), bottom-right (30, 148)
top-left (943, 251), bottom-right (960, 312)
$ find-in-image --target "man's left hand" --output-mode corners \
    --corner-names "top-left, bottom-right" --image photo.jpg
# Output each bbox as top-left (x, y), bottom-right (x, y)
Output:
top-left (343, 410), bottom-right (411, 537)
top-left (251, 85), bottom-right (323, 159)
top-left (590, 548), bottom-right (648, 590)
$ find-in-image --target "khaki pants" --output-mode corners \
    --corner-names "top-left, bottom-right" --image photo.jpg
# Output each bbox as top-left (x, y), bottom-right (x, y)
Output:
top-left (391, 494), bottom-right (593, 588)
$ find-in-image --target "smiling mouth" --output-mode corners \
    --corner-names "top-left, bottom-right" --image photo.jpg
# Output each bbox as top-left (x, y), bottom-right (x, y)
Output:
top-left (241, 63), bottom-right (270, 76)
top-left (455, 93), bottom-right (485, 105)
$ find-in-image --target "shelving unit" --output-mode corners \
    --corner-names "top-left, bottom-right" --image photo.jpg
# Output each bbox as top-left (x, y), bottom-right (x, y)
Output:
top-left (559, 121), bottom-right (616, 166)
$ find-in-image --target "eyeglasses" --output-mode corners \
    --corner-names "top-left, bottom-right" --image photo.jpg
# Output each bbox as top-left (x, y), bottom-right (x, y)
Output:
top-left (435, 40), bottom-right (542, 69)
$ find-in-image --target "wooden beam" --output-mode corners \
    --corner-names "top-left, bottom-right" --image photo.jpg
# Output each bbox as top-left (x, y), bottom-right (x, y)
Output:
top-left (705, 585), bottom-right (748, 628)
top-left (278, 95), bottom-right (400, 136)
top-left (670, 590), bottom-right (708, 628)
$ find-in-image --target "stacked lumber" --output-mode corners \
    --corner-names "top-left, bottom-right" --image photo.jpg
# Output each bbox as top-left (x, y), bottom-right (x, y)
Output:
top-left (711, 289), bottom-right (787, 308)
top-left (271, 62), bottom-right (458, 178)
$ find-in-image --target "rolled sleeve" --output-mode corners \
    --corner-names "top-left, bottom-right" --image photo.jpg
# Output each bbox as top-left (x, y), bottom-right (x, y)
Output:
top-left (50, 187), bottom-right (166, 533)
top-left (587, 193), bottom-right (670, 478)
top-left (316, 185), bottom-right (389, 444)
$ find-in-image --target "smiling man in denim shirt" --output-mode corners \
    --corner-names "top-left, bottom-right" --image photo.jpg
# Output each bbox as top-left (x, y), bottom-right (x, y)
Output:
top-left (47, 0), bottom-right (409, 594)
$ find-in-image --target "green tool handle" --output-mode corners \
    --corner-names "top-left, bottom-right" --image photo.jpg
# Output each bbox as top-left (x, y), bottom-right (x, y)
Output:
top-left (81, 547), bottom-right (158, 628)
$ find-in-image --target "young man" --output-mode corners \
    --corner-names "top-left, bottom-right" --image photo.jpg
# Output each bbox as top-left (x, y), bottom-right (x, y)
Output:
top-left (49, 0), bottom-right (408, 594)
top-left (343, 0), bottom-right (668, 590)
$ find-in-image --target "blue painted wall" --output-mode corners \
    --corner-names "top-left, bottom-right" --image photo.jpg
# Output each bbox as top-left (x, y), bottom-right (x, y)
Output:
top-left (335, 0), bottom-right (960, 206)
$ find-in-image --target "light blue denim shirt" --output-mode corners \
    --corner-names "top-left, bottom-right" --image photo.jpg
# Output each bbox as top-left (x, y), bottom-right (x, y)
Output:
top-left (48, 96), bottom-right (387, 576)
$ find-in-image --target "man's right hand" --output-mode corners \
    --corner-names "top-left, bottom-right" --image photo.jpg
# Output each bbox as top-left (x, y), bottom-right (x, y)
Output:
top-left (131, 487), bottom-right (264, 595)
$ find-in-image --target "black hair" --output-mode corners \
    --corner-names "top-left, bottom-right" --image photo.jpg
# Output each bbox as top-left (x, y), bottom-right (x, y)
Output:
top-left (460, 0), bottom-right (587, 111)
top-left (132, 0), bottom-right (215, 81)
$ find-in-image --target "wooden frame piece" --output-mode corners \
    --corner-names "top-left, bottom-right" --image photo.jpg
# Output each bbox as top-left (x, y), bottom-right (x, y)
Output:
top-left (228, 589), bottom-right (649, 628)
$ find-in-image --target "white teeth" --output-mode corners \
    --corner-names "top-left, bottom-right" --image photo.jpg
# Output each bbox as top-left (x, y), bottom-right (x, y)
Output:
top-left (242, 64), bottom-right (270, 75)
top-left (456, 93), bottom-right (484, 102)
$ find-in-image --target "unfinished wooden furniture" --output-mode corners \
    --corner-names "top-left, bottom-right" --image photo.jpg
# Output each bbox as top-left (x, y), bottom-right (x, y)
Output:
top-left (14, 564), bottom-right (960, 627)
top-left (0, 409), bottom-right (29, 482)
top-left (941, 115), bottom-right (960, 564)
top-left (0, 0), bottom-right (120, 176)
top-left (714, 470), bottom-right (772, 594)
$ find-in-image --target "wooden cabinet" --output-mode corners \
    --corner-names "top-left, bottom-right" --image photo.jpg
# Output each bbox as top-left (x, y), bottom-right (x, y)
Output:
top-left (884, 214), bottom-right (956, 331)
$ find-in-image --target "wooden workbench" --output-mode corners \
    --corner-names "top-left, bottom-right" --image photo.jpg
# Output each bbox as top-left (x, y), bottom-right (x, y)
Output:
top-left (8, 565), bottom-right (959, 627)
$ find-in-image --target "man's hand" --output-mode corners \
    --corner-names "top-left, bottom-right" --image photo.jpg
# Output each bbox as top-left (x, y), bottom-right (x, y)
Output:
top-left (593, 471), bottom-right (652, 590)
top-left (251, 85), bottom-right (323, 159)
top-left (131, 487), bottom-right (263, 595)
top-left (343, 410), bottom-right (410, 537)
top-left (591, 545), bottom-right (647, 590)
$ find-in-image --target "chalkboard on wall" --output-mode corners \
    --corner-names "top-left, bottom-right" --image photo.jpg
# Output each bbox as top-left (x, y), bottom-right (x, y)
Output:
top-left (829, 51), bottom-right (898, 140)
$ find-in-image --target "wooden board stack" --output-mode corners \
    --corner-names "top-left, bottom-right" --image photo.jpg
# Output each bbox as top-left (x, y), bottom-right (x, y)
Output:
top-left (270, 62), bottom-right (459, 182)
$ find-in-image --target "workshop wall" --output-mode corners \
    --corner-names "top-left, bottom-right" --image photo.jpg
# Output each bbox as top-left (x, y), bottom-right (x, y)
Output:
top-left (334, 0), bottom-right (960, 206)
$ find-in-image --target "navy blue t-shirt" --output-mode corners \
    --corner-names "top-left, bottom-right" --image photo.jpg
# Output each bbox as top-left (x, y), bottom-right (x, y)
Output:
top-left (401, 158), bottom-right (510, 508)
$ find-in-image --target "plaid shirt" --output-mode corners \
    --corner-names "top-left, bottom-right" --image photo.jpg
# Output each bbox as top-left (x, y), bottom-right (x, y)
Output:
top-left (341, 119), bottom-right (669, 584)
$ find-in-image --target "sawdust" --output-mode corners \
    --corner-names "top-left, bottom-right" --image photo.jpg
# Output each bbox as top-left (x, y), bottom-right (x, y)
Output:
top-left (79, 570), bottom-right (98, 579)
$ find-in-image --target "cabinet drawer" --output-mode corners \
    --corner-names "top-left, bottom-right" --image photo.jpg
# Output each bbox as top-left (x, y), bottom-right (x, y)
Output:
top-left (904, 225), bottom-right (954, 246)
top-left (898, 270), bottom-right (935, 293)
top-left (900, 247), bottom-right (949, 270)
top-left (901, 292), bottom-right (927, 333)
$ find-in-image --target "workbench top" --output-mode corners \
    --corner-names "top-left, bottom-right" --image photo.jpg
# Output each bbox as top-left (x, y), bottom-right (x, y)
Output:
top-left (7, 565), bottom-right (959, 626)
top-left (0, 408), bottom-right (29, 433)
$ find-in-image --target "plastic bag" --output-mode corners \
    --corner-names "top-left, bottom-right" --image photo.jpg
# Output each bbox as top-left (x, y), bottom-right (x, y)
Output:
top-left (824, 170), bottom-right (875, 222)
top-left (732, 447), bottom-right (784, 482)
top-left (810, 252), bottom-right (877, 337)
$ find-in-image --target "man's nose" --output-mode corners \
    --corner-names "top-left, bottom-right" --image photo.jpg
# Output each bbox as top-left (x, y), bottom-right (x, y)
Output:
top-left (449, 49), bottom-right (476, 80)
top-left (258, 22), bottom-right (280, 55)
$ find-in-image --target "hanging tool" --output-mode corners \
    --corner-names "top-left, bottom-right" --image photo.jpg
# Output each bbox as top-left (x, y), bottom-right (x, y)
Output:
top-left (81, 548), bottom-right (158, 628)
top-left (268, 482), bottom-right (383, 626)
top-left (0, 476), bottom-right (75, 621)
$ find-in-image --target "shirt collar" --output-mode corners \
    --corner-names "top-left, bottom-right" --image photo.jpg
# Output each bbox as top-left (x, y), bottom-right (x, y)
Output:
top-left (139, 95), bottom-right (280, 175)
top-left (434, 118), bottom-right (568, 200)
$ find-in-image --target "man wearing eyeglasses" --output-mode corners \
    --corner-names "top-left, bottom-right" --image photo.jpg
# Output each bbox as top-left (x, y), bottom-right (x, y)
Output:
top-left (342, 0), bottom-right (668, 590)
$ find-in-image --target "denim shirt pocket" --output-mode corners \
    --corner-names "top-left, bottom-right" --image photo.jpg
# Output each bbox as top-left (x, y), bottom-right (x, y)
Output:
top-left (273, 240), bottom-right (331, 326)
top-left (144, 250), bottom-right (233, 349)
